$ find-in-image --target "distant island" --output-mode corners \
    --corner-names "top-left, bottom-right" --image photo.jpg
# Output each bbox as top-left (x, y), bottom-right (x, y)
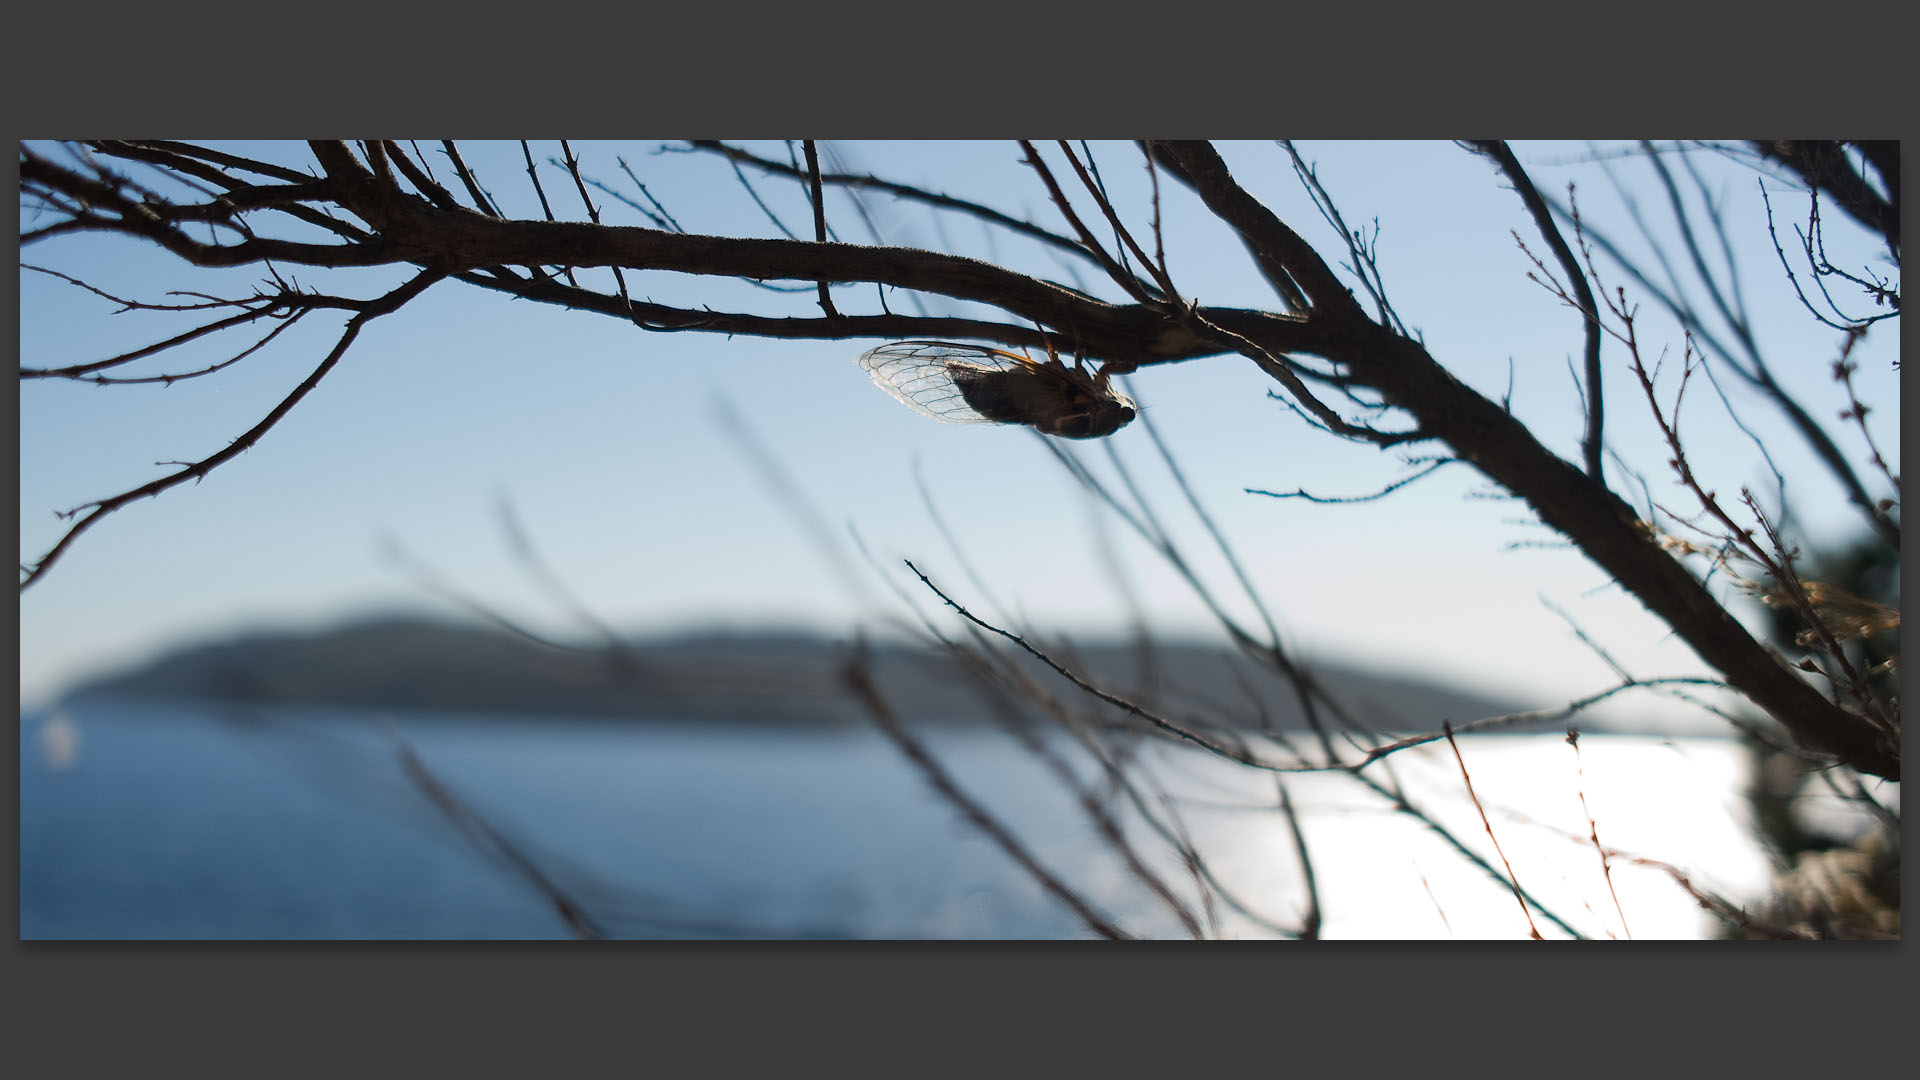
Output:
top-left (61, 613), bottom-right (1551, 733)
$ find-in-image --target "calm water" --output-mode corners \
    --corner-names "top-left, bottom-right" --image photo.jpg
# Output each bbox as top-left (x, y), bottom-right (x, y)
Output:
top-left (20, 699), bottom-right (1809, 939)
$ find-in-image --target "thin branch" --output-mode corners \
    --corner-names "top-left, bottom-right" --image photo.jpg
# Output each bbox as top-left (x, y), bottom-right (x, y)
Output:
top-left (1829, 331), bottom-right (1899, 498)
top-left (387, 727), bottom-right (605, 940)
top-left (1469, 142), bottom-right (1607, 480)
top-left (520, 140), bottom-right (559, 223)
top-left (1541, 180), bottom-right (1898, 550)
top-left (1565, 730), bottom-right (1631, 939)
top-left (681, 139), bottom-right (1098, 268)
top-left (937, 641), bottom-right (1209, 939)
top-left (20, 268), bottom-right (446, 591)
top-left (842, 645), bottom-right (1132, 940)
top-left (520, 140), bottom-right (579, 288)
top-left (1132, 397), bottom-right (1291, 659)
top-left (1759, 182), bottom-right (1900, 331)
top-left (906, 559), bottom-right (1296, 771)
top-left (17, 280), bottom-right (304, 378)
top-left (721, 148), bottom-right (801, 241)
top-left (1055, 441), bottom-right (1352, 761)
top-left (382, 140), bottom-right (462, 211)
top-left (1139, 142), bottom-right (1176, 292)
top-left (1748, 140), bottom-right (1899, 262)
top-left (803, 140), bottom-right (842, 322)
top-left (1247, 459), bottom-right (1457, 503)
top-left (1274, 777), bottom-right (1322, 939)
top-left (1017, 141), bottom-right (1157, 305)
top-left (440, 141), bottom-right (502, 217)
top-left (1283, 142), bottom-right (1412, 338)
top-left (1057, 140), bottom-right (1180, 303)
top-left (1444, 722), bottom-right (1545, 939)
top-left (30, 307), bottom-right (311, 386)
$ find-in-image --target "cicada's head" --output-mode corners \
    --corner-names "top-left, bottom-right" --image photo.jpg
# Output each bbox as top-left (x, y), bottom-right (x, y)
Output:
top-left (1031, 386), bottom-right (1137, 439)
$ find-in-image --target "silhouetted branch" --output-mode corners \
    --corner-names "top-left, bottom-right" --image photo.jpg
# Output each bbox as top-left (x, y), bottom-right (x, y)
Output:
top-left (1540, 171), bottom-right (1899, 551)
top-left (1467, 141), bottom-right (1607, 481)
top-left (21, 267), bottom-right (446, 590)
top-left (1759, 181), bottom-right (1900, 331)
top-left (1019, 140), bottom-right (1159, 307)
top-left (680, 139), bottom-right (1099, 269)
top-left (1444, 722), bottom-right (1544, 939)
top-left (842, 644), bottom-right (1132, 940)
top-left (21, 139), bottom-right (1900, 782)
top-left (1748, 140), bottom-right (1899, 263)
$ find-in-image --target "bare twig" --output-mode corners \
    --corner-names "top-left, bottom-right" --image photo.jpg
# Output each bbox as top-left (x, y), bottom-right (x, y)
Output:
top-left (681, 139), bottom-right (1097, 268)
top-left (842, 644), bottom-right (1132, 940)
top-left (1017, 140), bottom-right (1158, 306)
top-left (1444, 722), bottom-right (1544, 939)
top-left (1541, 175), bottom-right (1898, 550)
top-left (803, 140), bottom-right (842, 322)
top-left (905, 559), bottom-right (1295, 771)
top-left (1057, 140), bottom-right (1180, 303)
top-left (1565, 730), bottom-right (1631, 939)
top-left (1246, 459), bottom-right (1457, 503)
top-left (1275, 776), bottom-right (1322, 939)
top-left (21, 268), bottom-right (446, 590)
top-left (559, 140), bottom-right (632, 310)
top-left (386, 725), bottom-right (605, 940)
top-left (1283, 141), bottom-right (1413, 339)
top-left (1470, 142), bottom-right (1607, 480)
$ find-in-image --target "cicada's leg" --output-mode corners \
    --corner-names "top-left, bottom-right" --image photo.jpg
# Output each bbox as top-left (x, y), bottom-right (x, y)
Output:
top-left (1054, 327), bottom-right (1101, 379)
top-left (1092, 357), bottom-right (1138, 391)
top-left (1028, 325), bottom-right (1079, 373)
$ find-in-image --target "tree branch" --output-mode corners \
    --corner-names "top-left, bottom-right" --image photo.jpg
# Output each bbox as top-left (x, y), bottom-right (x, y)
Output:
top-left (1750, 140), bottom-right (1900, 262)
top-left (681, 139), bottom-right (1101, 269)
top-left (20, 140), bottom-right (1899, 779)
top-left (20, 268), bottom-right (447, 590)
top-left (1467, 140), bottom-right (1607, 481)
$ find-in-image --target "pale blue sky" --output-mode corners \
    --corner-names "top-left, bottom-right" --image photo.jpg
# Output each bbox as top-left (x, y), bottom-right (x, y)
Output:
top-left (18, 140), bottom-right (1900, 714)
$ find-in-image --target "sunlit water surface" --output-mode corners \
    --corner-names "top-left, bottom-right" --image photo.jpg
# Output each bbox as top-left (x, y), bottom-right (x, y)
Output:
top-left (21, 700), bottom-right (1844, 939)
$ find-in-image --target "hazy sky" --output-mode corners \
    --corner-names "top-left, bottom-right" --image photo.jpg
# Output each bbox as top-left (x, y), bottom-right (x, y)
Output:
top-left (18, 140), bottom-right (1900, 715)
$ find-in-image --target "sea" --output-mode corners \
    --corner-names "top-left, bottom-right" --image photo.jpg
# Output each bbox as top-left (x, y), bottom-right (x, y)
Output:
top-left (20, 698), bottom-right (1866, 940)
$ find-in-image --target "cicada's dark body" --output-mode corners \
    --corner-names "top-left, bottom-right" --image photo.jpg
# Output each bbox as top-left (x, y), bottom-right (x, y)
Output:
top-left (854, 341), bottom-right (1136, 440)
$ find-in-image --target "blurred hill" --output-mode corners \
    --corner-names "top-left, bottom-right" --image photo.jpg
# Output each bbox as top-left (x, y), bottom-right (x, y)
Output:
top-left (60, 613), bottom-right (1545, 733)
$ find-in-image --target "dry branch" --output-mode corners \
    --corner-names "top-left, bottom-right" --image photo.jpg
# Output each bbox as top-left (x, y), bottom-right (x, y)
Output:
top-left (18, 139), bottom-right (1899, 781)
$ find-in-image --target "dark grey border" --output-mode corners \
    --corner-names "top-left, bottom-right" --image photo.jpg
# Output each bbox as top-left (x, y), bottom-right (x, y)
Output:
top-left (9, 5), bottom-right (1912, 1075)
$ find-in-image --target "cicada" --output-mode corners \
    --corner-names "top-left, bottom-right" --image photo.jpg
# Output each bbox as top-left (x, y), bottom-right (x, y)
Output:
top-left (854, 340), bottom-right (1137, 439)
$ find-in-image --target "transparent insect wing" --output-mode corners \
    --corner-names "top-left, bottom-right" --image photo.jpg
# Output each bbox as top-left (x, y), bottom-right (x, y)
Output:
top-left (855, 341), bottom-right (1028, 425)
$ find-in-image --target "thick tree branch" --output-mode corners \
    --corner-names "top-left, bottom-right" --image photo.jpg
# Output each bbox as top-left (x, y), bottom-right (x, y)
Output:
top-left (1142, 142), bottom-right (1309, 313)
top-left (1125, 145), bottom-right (1898, 777)
top-left (1328, 326), bottom-right (1898, 779)
top-left (20, 150), bottom-right (394, 267)
top-left (1149, 141), bottom-right (1363, 320)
